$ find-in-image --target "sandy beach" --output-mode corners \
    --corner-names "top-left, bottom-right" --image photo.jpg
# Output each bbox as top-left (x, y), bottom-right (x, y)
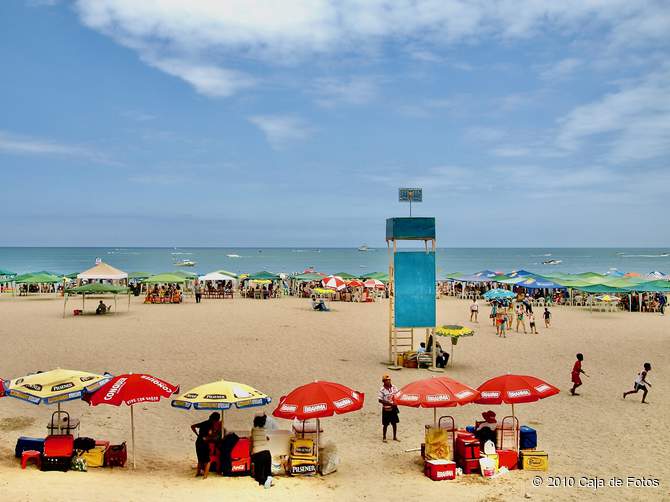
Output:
top-left (0, 295), bottom-right (668, 501)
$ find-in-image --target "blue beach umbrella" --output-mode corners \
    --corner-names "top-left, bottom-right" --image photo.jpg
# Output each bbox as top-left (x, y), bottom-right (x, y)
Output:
top-left (484, 289), bottom-right (516, 300)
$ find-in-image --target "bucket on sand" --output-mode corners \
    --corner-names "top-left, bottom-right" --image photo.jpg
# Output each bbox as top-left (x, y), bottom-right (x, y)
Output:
top-left (479, 457), bottom-right (496, 478)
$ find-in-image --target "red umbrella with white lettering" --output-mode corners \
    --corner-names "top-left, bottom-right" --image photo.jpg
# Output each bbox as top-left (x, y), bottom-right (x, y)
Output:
top-left (395, 376), bottom-right (480, 426)
top-left (86, 373), bottom-right (179, 469)
top-left (475, 374), bottom-right (559, 446)
top-left (273, 381), bottom-right (364, 467)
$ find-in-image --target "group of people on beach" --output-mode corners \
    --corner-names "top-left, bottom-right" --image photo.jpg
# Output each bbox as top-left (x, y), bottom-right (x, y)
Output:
top-left (470, 298), bottom-right (550, 337)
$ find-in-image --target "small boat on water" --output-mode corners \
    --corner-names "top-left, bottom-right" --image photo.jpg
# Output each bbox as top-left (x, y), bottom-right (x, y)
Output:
top-left (358, 244), bottom-right (369, 252)
top-left (174, 259), bottom-right (197, 267)
top-left (543, 259), bottom-right (562, 265)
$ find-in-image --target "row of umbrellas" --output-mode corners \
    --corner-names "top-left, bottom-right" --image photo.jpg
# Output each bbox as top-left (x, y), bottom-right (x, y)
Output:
top-left (2, 368), bottom-right (558, 470)
top-left (321, 275), bottom-right (385, 291)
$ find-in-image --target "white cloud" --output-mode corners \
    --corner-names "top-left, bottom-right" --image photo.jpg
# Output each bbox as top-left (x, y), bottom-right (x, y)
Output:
top-left (0, 130), bottom-right (116, 165)
top-left (146, 58), bottom-right (256, 97)
top-left (557, 67), bottom-right (670, 162)
top-left (539, 58), bottom-right (582, 81)
top-left (248, 115), bottom-right (313, 149)
top-left (311, 76), bottom-right (378, 107)
top-left (73, 1), bottom-right (669, 97)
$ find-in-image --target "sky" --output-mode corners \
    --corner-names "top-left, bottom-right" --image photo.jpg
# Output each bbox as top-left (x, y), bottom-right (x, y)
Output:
top-left (1, 0), bottom-right (669, 247)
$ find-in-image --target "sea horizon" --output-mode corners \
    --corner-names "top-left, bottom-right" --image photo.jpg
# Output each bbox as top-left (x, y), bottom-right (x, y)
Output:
top-left (1, 246), bottom-right (668, 278)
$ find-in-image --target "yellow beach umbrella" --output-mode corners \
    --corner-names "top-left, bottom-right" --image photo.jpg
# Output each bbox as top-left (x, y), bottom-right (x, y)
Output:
top-left (250, 279), bottom-right (271, 285)
top-left (171, 380), bottom-right (271, 411)
top-left (435, 325), bottom-right (475, 366)
top-left (312, 288), bottom-right (336, 295)
top-left (7, 368), bottom-right (111, 406)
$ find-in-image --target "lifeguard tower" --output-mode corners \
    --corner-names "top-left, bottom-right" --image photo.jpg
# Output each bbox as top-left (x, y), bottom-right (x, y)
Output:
top-left (386, 214), bottom-right (438, 370)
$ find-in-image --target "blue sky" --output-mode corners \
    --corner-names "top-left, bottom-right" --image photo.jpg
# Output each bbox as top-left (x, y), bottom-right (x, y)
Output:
top-left (1, 0), bottom-right (669, 247)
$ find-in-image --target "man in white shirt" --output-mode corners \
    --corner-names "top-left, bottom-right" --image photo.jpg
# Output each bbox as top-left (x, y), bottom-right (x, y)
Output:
top-left (378, 375), bottom-right (400, 443)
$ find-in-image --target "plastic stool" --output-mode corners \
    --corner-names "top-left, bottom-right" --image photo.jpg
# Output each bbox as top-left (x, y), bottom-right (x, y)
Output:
top-left (21, 450), bottom-right (41, 470)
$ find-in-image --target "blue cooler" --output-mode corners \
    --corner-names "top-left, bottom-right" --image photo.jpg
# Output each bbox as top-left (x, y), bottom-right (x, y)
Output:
top-left (520, 426), bottom-right (537, 449)
top-left (15, 437), bottom-right (45, 458)
top-left (465, 425), bottom-right (476, 433)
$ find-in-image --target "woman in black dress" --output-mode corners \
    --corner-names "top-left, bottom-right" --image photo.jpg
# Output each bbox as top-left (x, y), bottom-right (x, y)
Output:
top-left (191, 412), bottom-right (221, 478)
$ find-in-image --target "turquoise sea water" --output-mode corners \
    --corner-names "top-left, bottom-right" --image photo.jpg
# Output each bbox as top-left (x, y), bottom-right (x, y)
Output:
top-left (0, 248), bottom-right (668, 278)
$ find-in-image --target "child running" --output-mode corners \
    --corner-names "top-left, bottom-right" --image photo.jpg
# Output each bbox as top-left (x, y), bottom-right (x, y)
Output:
top-left (543, 307), bottom-right (551, 328)
top-left (623, 363), bottom-right (652, 404)
top-left (570, 353), bottom-right (588, 395)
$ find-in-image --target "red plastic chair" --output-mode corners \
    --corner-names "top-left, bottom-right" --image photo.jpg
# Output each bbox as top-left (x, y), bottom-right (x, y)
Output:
top-left (21, 450), bottom-right (41, 470)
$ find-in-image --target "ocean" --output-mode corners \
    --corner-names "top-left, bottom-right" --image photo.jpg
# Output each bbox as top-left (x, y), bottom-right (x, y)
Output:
top-left (0, 247), bottom-right (668, 278)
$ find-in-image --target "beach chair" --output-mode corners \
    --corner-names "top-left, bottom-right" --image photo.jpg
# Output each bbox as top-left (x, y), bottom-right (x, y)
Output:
top-left (496, 416), bottom-right (519, 451)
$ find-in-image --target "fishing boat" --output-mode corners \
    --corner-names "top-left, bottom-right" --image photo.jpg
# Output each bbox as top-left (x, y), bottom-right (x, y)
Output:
top-left (358, 244), bottom-right (369, 252)
top-left (174, 259), bottom-right (197, 267)
top-left (543, 259), bottom-right (562, 265)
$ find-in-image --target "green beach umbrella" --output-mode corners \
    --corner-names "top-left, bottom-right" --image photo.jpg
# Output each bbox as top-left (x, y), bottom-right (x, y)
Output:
top-left (128, 271), bottom-right (152, 280)
top-left (334, 272), bottom-right (358, 280)
top-left (246, 271), bottom-right (279, 281)
top-left (142, 273), bottom-right (187, 284)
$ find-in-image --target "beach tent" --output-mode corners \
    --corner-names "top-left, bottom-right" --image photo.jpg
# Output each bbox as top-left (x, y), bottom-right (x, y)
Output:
top-left (128, 272), bottom-right (152, 280)
top-left (246, 271), bottom-right (280, 281)
top-left (646, 271), bottom-right (668, 280)
top-left (0, 268), bottom-right (16, 279)
top-left (334, 272), bottom-right (358, 280)
top-left (515, 276), bottom-right (566, 290)
top-left (142, 273), bottom-right (187, 284)
top-left (13, 272), bottom-right (62, 284)
top-left (575, 284), bottom-right (626, 294)
top-left (604, 269), bottom-right (625, 277)
top-left (77, 262), bottom-right (128, 281)
top-left (360, 271), bottom-right (389, 282)
top-left (200, 271), bottom-right (238, 283)
top-left (63, 283), bottom-right (131, 317)
top-left (453, 274), bottom-right (496, 283)
top-left (64, 272), bottom-right (80, 279)
top-left (445, 272), bottom-right (463, 280)
top-left (292, 272), bottom-right (325, 282)
top-left (473, 270), bottom-right (498, 278)
top-left (507, 270), bottom-right (534, 278)
top-left (172, 270), bottom-right (198, 279)
top-left (623, 280), bottom-right (670, 292)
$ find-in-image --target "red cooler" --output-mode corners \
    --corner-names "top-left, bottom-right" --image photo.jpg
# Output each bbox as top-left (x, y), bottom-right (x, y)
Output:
top-left (497, 449), bottom-right (518, 470)
top-left (424, 460), bottom-right (456, 481)
top-left (455, 437), bottom-right (480, 460)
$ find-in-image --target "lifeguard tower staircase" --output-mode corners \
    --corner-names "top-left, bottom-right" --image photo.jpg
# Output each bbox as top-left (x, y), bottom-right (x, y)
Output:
top-left (386, 217), bottom-right (437, 370)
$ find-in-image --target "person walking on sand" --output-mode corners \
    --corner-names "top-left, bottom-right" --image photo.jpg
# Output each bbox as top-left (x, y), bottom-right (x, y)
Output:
top-left (623, 363), bottom-right (652, 403)
top-left (570, 353), bottom-right (588, 396)
top-left (543, 307), bottom-right (551, 328)
top-left (378, 375), bottom-right (400, 443)
top-left (470, 299), bottom-right (479, 322)
top-left (515, 303), bottom-right (527, 333)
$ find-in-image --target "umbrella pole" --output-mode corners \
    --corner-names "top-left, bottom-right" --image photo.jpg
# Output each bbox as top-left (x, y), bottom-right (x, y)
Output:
top-left (433, 408), bottom-right (437, 427)
top-left (316, 418), bottom-right (320, 473)
top-left (131, 405), bottom-right (136, 469)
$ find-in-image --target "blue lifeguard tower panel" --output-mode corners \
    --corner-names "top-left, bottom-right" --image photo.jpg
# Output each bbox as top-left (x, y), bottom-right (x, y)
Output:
top-left (386, 217), bottom-right (436, 330)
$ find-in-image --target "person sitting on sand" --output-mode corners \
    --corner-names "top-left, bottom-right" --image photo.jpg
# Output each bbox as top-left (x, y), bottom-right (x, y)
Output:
top-left (311, 295), bottom-right (329, 311)
top-left (435, 342), bottom-right (449, 368)
top-left (474, 410), bottom-right (498, 447)
top-left (623, 363), bottom-right (652, 404)
top-left (191, 412), bottom-right (221, 479)
top-left (95, 301), bottom-right (108, 315)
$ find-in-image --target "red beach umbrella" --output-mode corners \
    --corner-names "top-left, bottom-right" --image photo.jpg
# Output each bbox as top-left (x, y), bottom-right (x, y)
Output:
top-left (395, 376), bottom-right (480, 425)
top-left (347, 279), bottom-right (364, 288)
top-left (475, 374), bottom-right (559, 440)
top-left (87, 374), bottom-right (179, 468)
top-left (273, 381), bottom-right (364, 467)
top-left (322, 276), bottom-right (346, 291)
top-left (273, 380), bottom-right (364, 421)
top-left (363, 279), bottom-right (384, 289)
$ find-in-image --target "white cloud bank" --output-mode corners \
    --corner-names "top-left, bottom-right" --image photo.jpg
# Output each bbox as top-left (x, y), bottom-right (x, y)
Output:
top-left (73, 0), bottom-right (669, 97)
top-left (248, 115), bottom-right (313, 149)
top-left (0, 130), bottom-right (116, 165)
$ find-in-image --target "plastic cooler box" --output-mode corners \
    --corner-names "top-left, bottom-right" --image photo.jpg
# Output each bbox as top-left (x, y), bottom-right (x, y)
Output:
top-left (230, 438), bottom-right (251, 474)
top-left (458, 457), bottom-right (480, 475)
top-left (15, 437), bottom-right (45, 458)
top-left (521, 450), bottom-right (548, 471)
top-left (497, 449), bottom-right (518, 470)
top-left (520, 426), bottom-right (537, 450)
top-left (455, 437), bottom-right (480, 460)
top-left (424, 460), bottom-right (456, 481)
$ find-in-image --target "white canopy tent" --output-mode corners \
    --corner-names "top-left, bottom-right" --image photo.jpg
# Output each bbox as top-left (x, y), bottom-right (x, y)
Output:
top-left (77, 262), bottom-right (128, 282)
top-left (199, 271), bottom-right (238, 284)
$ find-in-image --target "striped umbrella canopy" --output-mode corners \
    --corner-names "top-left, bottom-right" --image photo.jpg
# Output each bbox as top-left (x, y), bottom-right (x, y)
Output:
top-left (347, 279), bottom-right (364, 287)
top-left (6, 368), bottom-right (111, 405)
top-left (172, 380), bottom-right (271, 411)
top-left (322, 275), bottom-right (346, 291)
top-left (363, 279), bottom-right (385, 289)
